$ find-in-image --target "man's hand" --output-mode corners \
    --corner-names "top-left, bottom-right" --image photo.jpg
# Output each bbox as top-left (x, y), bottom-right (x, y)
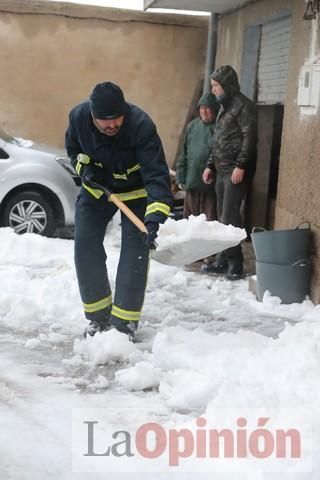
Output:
top-left (231, 167), bottom-right (245, 184)
top-left (144, 221), bottom-right (159, 250)
top-left (202, 168), bottom-right (214, 184)
top-left (75, 153), bottom-right (91, 179)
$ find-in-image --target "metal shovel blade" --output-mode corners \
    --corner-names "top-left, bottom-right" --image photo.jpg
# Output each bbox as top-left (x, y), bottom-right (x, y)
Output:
top-left (151, 236), bottom-right (244, 267)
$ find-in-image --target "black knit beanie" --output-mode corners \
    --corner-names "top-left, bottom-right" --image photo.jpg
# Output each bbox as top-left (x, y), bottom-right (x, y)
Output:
top-left (90, 82), bottom-right (126, 119)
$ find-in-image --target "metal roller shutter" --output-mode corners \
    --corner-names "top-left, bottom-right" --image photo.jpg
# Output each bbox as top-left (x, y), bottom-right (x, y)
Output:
top-left (257, 15), bottom-right (291, 104)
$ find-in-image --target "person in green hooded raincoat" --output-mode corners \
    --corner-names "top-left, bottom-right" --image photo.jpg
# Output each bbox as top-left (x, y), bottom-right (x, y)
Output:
top-left (176, 93), bottom-right (220, 221)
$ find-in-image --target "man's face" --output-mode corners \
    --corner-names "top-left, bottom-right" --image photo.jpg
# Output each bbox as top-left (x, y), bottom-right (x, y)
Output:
top-left (210, 79), bottom-right (224, 97)
top-left (92, 115), bottom-right (125, 136)
top-left (199, 105), bottom-right (215, 123)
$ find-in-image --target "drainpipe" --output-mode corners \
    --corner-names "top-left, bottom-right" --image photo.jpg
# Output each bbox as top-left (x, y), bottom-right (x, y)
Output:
top-left (173, 12), bottom-right (219, 168)
top-left (203, 13), bottom-right (219, 94)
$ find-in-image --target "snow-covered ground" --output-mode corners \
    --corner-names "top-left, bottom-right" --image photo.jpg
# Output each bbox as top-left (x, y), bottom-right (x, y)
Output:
top-left (0, 219), bottom-right (319, 479)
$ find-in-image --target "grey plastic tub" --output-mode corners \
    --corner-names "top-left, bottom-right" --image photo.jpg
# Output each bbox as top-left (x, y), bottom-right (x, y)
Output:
top-left (256, 259), bottom-right (311, 304)
top-left (251, 222), bottom-right (311, 265)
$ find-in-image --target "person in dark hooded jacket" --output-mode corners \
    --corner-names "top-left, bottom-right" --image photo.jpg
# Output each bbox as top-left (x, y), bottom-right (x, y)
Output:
top-left (176, 92), bottom-right (219, 221)
top-left (202, 65), bottom-right (257, 280)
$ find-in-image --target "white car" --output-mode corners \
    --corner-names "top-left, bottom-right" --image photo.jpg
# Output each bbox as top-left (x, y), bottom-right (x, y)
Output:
top-left (0, 128), bottom-right (80, 236)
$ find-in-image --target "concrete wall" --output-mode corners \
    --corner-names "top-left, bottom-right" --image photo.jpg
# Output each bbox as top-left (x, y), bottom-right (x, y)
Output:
top-left (0, 0), bottom-right (208, 166)
top-left (216, 0), bottom-right (320, 303)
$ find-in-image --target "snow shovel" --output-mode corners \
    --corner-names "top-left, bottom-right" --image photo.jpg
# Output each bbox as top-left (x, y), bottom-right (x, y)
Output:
top-left (84, 176), bottom-right (149, 235)
top-left (83, 178), bottom-right (245, 267)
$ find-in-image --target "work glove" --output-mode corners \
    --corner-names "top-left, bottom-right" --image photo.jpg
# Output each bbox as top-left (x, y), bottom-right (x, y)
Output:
top-left (76, 153), bottom-right (105, 189)
top-left (144, 221), bottom-right (159, 250)
top-left (75, 153), bottom-right (91, 179)
top-left (76, 154), bottom-right (106, 199)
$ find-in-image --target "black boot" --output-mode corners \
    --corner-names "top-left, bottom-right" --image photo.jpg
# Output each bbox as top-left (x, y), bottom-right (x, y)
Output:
top-left (111, 317), bottom-right (138, 336)
top-left (84, 306), bottom-right (112, 338)
top-left (201, 260), bottom-right (228, 275)
top-left (225, 263), bottom-right (244, 281)
top-left (84, 319), bottom-right (111, 338)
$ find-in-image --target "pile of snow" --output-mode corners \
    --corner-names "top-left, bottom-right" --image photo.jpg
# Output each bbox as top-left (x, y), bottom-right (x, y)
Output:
top-left (157, 214), bottom-right (246, 249)
top-left (153, 215), bottom-right (247, 266)
top-left (115, 360), bottom-right (160, 391)
top-left (1, 225), bottom-right (320, 478)
top-left (74, 328), bottom-right (137, 365)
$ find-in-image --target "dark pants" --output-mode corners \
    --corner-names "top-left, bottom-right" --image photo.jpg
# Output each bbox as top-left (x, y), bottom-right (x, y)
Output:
top-left (183, 189), bottom-right (216, 221)
top-left (215, 171), bottom-right (249, 268)
top-left (74, 191), bottom-right (149, 330)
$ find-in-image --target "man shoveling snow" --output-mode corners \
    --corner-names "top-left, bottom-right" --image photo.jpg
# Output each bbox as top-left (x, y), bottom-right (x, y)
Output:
top-left (65, 81), bottom-right (173, 339)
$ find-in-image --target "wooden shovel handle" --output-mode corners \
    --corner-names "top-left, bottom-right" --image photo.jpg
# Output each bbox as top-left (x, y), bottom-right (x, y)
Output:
top-left (83, 177), bottom-right (148, 234)
top-left (109, 193), bottom-right (148, 234)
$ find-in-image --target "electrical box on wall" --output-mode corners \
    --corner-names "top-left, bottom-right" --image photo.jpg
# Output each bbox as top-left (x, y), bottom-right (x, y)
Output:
top-left (297, 62), bottom-right (320, 113)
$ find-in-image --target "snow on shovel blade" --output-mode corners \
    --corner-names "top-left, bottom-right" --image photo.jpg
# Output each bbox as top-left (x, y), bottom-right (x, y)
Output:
top-left (149, 216), bottom-right (247, 267)
top-left (151, 236), bottom-right (245, 267)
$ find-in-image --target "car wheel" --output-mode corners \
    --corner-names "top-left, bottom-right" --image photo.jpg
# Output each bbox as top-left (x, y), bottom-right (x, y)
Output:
top-left (3, 191), bottom-right (57, 236)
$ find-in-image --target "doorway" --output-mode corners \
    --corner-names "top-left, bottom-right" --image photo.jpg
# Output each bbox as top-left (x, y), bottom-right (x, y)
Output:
top-left (241, 13), bottom-right (291, 229)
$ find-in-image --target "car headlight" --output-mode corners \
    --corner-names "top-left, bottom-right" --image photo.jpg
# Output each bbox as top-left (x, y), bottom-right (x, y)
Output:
top-left (56, 156), bottom-right (76, 176)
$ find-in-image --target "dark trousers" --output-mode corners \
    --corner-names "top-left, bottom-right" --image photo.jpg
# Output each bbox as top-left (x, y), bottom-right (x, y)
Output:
top-left (183, 189), bottom-right (216, 221)
top-left (215, 171), bottom-right (249, 267)
top-left (74, 191), bottom-right (149, 329)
